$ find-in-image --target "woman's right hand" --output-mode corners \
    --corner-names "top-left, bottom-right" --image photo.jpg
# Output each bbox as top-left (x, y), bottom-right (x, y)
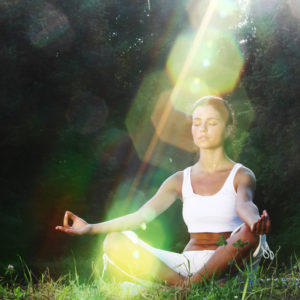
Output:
top-left (55, 211), bottom-right (92, 235)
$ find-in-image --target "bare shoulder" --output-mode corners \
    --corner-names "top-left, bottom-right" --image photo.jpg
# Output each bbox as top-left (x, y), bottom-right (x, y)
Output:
top-left (234, 165), bottom-right (256, 190)
top-left (164, 170), bottom-right (183, 198)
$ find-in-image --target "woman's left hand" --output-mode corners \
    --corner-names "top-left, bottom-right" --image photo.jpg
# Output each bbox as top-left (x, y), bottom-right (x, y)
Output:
top-left (250, 210), bottom-right (271, 234)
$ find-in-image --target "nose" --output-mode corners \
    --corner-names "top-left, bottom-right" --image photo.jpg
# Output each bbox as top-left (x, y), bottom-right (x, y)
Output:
top-left (199, 123), bottom-right (207, 132)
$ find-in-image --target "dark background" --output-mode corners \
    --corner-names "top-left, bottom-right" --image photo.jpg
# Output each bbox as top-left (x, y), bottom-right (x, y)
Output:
top-left (0, 0), bottom-right (299, 281)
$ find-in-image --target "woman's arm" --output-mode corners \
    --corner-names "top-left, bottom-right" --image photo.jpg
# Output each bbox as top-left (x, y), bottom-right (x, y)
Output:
top-left (235, 167), bottom-right (271, 234)
top-left (55, 171), bottom-right (182, 235)
top-left (90, 171), bottom-right (182, 234)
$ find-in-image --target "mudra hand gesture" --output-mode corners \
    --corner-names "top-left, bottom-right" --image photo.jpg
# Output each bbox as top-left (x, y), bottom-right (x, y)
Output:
top-left (55, 211), bottom-right (91, 235)
top-left (251, 210), bottom-right (271, 235)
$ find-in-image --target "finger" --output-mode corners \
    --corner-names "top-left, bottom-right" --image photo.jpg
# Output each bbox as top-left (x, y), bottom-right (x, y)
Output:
top-left (251, 220), bottom-right (257, 233)
top-left (63, 211), bottom-right (77, 227)
top-left (252, 220), bottom-right (259, 234)
top-left (263, 210), bottom-right (269, 218)
top-left (55, 225), bottom-right (63, 231)
top-left (67, 211), bottom-right (77, 221)
top-left (63, 211), bottom-right (69, 227)
top-left (56, 226), bottom-right (77, 235)
top-left (256, 217), bottom-right (262, 235)
top-left (264, 210), bottom-right (271, 234)
top-left (260, 216), bottom-right (266, 234)
top-left (56, 226), bottom-right (69, 233)
top-left (261, 214), bottom-right (268, 234)
top-left (265, 217), bottom-right (271, 234)
top-left (251, 219), bottom-right (258, 234)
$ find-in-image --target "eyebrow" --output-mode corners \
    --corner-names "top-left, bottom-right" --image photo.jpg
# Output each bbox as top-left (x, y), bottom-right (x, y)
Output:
top-left (192, 117), bottom-right (220, 121)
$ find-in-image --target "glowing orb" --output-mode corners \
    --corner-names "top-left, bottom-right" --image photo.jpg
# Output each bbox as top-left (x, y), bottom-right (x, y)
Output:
top-left (150, 90), bottom-right (197, 152)
top-left (166, 28), bottom-right (244, 113)
top-left (125, 71), bottom-right (194, 168)
top-left (169, 79), bottom-right (213, 114)
top-left (186, 0), bottom-right (240, 30)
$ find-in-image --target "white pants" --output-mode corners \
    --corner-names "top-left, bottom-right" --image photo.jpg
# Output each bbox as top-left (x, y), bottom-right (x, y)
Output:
top-left (103, 225), bottom-right (274, 279)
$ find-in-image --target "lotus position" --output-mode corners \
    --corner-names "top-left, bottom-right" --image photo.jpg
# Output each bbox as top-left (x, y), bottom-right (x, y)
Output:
top-left (55, 96), bottom-right (273, 287)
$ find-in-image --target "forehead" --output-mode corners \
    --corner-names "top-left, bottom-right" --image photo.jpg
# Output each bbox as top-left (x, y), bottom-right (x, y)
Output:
top-left (192, 104), bottom-right (222, 119)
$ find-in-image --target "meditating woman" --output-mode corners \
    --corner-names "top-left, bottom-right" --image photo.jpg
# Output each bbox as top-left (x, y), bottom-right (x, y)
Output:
top-left (55, 95), bottom-right (273, 287)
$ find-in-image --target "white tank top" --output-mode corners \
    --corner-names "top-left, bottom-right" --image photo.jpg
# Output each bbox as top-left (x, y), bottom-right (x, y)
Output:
top-left (182, 163), bottom-right (244, 233)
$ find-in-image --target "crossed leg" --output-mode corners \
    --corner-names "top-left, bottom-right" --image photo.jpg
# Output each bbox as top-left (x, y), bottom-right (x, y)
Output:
top-left (189, 224), bottom-right (260, 285)
top-left (102, 231), bottom-right (183, 285)
top-left (102, 224), bottom-right (259, 287)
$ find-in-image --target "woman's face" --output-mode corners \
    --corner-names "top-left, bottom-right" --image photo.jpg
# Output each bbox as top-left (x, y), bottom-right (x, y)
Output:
top-left (191, 104), bottom-right (227, 149)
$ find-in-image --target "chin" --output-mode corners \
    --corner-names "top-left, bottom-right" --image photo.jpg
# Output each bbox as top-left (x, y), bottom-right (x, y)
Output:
top-left (196, 142), bottom-right (222, 150)
top-left (195, 143), bottom-right (211, 149)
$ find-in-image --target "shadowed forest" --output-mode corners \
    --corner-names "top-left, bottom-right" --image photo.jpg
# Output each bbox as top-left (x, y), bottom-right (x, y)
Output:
top-left (1, 0), bottom-right (300, 283)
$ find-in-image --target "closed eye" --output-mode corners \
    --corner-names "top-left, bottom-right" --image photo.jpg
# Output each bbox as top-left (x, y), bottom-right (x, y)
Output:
top-left (193, 122), bottom-right (217, 126)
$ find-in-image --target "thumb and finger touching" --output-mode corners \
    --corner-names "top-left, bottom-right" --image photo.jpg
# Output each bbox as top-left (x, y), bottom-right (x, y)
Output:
top-left (55, 210), bottom-right (90, 236)
top-left (63, 211), bottom-right (77, 227)
top-left (56, 211), bottom-right (79, 233)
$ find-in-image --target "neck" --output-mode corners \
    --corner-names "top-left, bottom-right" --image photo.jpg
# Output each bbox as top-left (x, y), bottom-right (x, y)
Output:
top-left (197, 146), bottom-right (231, 173)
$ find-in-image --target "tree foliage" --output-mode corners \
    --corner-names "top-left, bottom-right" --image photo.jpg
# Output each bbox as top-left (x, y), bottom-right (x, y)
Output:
top-left (0, 0), bottom-right (299, 274)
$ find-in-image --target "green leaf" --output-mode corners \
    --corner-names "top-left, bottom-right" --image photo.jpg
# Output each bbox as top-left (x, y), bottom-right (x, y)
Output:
top-left (232, 239), bottom-right (249, 248)
top-left (216, 235), bottom-right (228, 246)
top-left (13, 286), bottom-right (23, 298)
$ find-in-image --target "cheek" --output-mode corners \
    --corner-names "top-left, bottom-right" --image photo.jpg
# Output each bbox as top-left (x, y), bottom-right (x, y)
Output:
top-left (191, 126), bottom-right (198, 138)
top-left (213, 127), bottom-right (226, 139)
top-left (208, 125), bottom-right (224, 138)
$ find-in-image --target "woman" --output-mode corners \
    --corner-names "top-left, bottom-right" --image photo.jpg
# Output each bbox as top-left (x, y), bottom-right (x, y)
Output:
top-left (55, 96), bottom-right (273, 287)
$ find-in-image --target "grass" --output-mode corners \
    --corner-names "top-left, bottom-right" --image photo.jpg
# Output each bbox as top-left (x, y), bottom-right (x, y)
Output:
top-left (1, 254), bottom-right (300, 300)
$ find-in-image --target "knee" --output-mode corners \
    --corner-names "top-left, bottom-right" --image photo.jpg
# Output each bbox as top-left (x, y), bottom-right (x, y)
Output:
top-left (103, 232), bottom-right (124, 253)
top-left (239, 224), bottom-right (259, 250)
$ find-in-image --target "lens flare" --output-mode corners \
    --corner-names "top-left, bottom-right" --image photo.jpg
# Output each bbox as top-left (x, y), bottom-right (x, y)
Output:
top-left (97, 209), bottom-right (183, 281)
top-left (150, 90), bottom-right (197, 152)
top-left (125, 71), bottom-right (193, 168)
top-left (186, 0), bottom-right (240, 30)
top-left (171, 79), bottom-right (214, 114)
top-left (102, 234), bottom-right (158, 279)
top-left (167, 28), bottom-right (244, 113)
top-left (27, 3), bottom-right (74, 51)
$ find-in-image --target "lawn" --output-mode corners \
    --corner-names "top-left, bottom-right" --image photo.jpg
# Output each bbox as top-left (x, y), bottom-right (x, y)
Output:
top-left (1, 255), bottom-right (300, 300)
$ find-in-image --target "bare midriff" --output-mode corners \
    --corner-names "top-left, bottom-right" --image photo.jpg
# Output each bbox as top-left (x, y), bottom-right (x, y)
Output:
top-left (183, 232), bottom-right (232, 251)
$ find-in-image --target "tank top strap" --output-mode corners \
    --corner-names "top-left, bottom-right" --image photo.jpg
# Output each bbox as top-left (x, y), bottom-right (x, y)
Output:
top-left (182, 166), bottom-right (193, 198)
top-left (224, 163), bottom-right (243, 191)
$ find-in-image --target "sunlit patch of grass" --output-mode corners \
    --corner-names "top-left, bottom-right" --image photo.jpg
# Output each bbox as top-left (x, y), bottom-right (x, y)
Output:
top-left (1, 255), bottom-right (300, 300)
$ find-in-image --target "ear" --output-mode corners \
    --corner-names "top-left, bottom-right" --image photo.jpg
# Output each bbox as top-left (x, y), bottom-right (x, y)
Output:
top-left (225, 125), bottom-right (233, 138)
